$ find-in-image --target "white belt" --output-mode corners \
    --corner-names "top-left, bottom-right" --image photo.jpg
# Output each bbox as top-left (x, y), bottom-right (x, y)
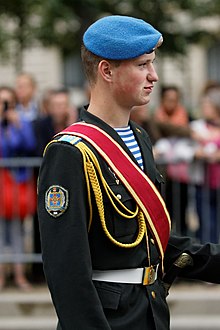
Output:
top-left (92, 265), bottom-right (159, 285)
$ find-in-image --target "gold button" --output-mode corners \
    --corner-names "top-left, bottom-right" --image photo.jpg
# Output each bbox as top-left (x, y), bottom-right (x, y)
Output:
top-left (151, 291), bottom-right (156, 299)
top-left (116, 194), bottom-right (122, 200)
top-left (150, 238), bottom-right (155, 245)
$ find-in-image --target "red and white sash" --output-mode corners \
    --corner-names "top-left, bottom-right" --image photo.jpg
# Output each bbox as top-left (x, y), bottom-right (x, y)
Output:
top-left (57, 123), bottom-right (171, 259)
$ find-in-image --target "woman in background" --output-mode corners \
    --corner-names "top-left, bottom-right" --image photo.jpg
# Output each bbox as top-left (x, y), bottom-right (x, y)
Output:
top-left (0, 86), bottom-right (36, 290)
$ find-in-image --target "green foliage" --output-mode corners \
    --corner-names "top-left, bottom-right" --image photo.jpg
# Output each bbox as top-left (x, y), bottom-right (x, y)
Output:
top-left (0, 0), bottom-right (219, 63)
top-left (36, 0), bottom-right (220, 55)
top-left (0, 0), bottom-right (44, 67)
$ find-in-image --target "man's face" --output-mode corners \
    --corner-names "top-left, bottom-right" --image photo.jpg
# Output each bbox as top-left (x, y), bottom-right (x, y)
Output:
top-left (48, 93), bottom-right (69, 123)
top-left (201, 95), bottom-right (219, 121)
top-left (15, 76), bottom-right (35, 103)
top-left (111, 52), bottom-right (158, 108)
top-left (162, 90), bottom-right (179, 114)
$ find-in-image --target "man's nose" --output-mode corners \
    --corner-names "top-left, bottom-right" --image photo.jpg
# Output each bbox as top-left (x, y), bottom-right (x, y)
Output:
top-left (147, 66), bottom-right (159, 83)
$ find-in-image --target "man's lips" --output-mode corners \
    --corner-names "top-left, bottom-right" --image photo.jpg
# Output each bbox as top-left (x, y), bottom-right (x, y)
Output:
top-left (144, 86), bottom-right (153, 93)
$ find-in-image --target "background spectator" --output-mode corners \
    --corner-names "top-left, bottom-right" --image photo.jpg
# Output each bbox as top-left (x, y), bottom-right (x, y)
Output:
top-left (31, 88), bottom-right (79, 282)
top-left (191, 85), bottom-right (220, 243)
top-left (15, 72), bottom-right (39, 122)
top-left (0, 86), bottom-right (36, 290)
top-left (153, 85), bottom-right (190, 236)
top-left (154, 85), bottom-right (189, 125)
top-left (130, 104), bottom-right (191, 146)
top-left (33, 88), bottom-right (79, 156)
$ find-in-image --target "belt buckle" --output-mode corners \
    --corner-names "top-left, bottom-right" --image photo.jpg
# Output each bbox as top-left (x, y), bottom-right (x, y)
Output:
top-left (142, 266), bottom-right (157, 285)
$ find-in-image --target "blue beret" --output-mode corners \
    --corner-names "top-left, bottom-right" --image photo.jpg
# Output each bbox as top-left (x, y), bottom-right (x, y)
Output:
top-left (83, 15), bottom-right (163, 60)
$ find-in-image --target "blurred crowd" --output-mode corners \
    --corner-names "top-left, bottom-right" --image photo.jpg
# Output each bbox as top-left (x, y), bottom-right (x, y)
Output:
top-left (1, 72), bottom-right (220, 290)
top-left (131, 81), bottom-right (220, 245)
top-left (0, 73), bottom-right (79, 290)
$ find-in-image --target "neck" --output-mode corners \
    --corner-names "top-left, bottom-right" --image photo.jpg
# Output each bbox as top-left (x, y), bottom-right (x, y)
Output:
top-left (87, 88), bottom-right (131, 128)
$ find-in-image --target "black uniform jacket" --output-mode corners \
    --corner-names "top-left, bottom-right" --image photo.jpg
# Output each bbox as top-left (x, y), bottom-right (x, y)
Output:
top-left (38, 108), bottom-right (220, 330)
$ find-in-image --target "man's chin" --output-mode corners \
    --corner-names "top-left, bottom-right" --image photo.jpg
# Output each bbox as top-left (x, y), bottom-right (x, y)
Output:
top-left (140, 98), bottom-right (150, 106)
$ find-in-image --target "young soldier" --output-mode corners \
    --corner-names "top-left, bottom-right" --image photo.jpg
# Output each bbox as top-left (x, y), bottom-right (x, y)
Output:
top-left (38, 15), bottom-right (220, 330)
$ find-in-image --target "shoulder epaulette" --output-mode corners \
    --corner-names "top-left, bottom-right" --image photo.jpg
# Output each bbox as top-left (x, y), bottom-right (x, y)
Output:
top-left (57, 134), bottom-right (82, 145)
top-left (43, 134), bottom-right (82, 156)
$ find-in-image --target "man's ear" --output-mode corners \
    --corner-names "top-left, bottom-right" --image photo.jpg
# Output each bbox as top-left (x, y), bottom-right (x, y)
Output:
top-left (98, 60), bottom-right (113, 82)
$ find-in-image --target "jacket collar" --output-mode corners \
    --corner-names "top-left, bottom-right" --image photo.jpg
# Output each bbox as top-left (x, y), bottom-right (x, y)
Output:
top-left (79, 107), bottom-right (154, 178)
top-left (80, 108), bottom-right (138, 163)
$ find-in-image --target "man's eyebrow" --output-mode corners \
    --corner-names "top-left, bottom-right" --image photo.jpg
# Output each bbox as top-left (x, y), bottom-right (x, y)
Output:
top-left (146, 56), bottom-right (156, 62)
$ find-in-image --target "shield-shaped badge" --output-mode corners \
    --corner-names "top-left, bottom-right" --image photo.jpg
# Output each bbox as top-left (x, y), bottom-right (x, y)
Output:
top-left (45, 185), bottom-right (69, 218)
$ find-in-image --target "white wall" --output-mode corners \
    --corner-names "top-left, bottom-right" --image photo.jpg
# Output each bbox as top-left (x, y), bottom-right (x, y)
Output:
top-left (150, 46), bottom-right (208, 117)
top-left (0, 44), bottom-right (209, 112)
top-left (23, 46), bottom-right (63, 92)
top-left (0, 60), bottom-right (16, 86)
top-left (0, 46), bottom-right (63, 95)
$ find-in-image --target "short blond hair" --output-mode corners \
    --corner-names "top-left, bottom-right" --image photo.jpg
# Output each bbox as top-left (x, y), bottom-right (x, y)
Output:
top-left (81, 44), bottom-right (121, 86)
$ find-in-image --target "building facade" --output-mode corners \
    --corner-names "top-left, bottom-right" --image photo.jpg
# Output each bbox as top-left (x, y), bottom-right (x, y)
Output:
top-left (0, 42), bottom-right (219, 114)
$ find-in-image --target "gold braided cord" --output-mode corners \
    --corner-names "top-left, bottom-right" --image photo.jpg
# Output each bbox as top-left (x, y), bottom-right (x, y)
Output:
top-left (87, 159), bottom-right (146, 248)
top-left (80, 148), bottom-right (93, 232)
top-left (78, 142), bottom-right (139, 219)
top-left (75, 142), bottom-right (146, 248)
top-left (103, 183), bottom-right (139, 218)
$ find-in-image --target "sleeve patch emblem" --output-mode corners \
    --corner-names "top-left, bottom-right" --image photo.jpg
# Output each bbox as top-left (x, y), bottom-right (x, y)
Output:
top-left (45, 185), bottom-right (69, 218)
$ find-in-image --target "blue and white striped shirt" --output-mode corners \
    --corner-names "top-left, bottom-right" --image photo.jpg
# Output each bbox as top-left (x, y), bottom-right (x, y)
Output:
top-left (115, 126), bottom-right (144, 170)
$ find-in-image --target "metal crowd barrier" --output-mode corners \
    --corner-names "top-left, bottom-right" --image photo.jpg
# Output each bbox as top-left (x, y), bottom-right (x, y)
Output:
top-left (0, 157), bottom-right (42, 168)
top-left (0, 157), bottom-right (42, 264)
top-left (0, 157), bottom-right (219, 264)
